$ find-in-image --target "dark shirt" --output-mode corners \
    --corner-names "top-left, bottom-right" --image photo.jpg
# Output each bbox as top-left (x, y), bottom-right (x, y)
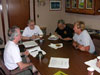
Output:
top-left (55, 26), bottom-right (73, 38)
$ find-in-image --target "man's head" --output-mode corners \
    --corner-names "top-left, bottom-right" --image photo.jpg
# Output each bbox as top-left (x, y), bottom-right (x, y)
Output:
top-left (57, 19), bottom-right (66, 30)
top-left (73, 21), bottom-right (85, 35)
top-left (8, 26), bottom-right (21, 42)
top-left (28, 20), bottom-right (35, 30)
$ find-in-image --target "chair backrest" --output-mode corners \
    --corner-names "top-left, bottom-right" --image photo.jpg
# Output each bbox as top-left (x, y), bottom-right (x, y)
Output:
top-left (0, 37), bottom-right (3, 45)
top-left (0, 56), bottom-right (10, 75)
top-left (40, 26), bottom-right (46, 35)
top-left (93, 39), bottom-right (100, 55)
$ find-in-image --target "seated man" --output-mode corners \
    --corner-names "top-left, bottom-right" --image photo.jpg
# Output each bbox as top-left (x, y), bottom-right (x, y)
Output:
top-left (55, 19), bottom-right (73, 41)
top-left (22, 20), bottom-right (43, 40)
top-left (4, 26), bottom-right (40, 75)
top-left (73, 21), bottom-right (95, 54)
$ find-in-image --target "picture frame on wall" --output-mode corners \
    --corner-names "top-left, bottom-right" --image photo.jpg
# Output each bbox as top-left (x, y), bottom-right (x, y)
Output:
top-left (50, 0), bottom-right (61, 11)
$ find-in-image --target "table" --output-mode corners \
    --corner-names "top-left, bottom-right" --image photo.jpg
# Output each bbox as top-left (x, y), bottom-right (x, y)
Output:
top-left (29, 36), bottom-right (99, 75)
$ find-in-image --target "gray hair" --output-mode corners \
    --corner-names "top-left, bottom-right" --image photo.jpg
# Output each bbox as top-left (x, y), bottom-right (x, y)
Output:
top-left (57, 19), bottom-right (65, 25)
top-left (28, 19), bottom-right (34, 24)
top-left (8, 26), bottom-right (19, 41)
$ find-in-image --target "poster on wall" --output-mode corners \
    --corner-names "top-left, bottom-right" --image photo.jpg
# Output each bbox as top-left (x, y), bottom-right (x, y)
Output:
top-left (50, 0), bottom-right (61, 11)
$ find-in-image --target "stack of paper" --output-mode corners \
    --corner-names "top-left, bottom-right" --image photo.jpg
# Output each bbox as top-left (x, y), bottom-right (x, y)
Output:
top-left (84, 58), bottom-right (100, 73)
top-left (27, 46), bottom-right (46, 57)
top-left (48, 35), bottom-right (58, 40)
top-left (48, 57), bottom-right (69, 69)
top-left (22, 41), bottom-right (38, 48)
top-left (48, 43), bottom-right (63, 49)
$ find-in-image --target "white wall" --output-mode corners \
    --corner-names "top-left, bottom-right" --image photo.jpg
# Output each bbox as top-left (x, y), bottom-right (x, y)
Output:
top-left (35, 0), bottom-right (66, 34)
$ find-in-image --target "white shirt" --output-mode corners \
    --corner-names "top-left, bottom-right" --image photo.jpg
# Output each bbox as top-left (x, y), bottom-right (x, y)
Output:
top-left (73, 30), bottom-right (95, 54)
top-left (4, 41), bottom-right (22, 70)
top-left (22, 25), bottom-right (43, 37)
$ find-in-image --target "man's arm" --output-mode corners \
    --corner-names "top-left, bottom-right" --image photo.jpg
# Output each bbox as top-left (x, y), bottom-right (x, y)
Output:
top-left (63, 37), bottom-right (72, 41)
top-left (78, 45), bottom-right (90, 52)
top-left (54, 32), bottom-right (63, 39)
top-left (73, 40), bottom-right (90, 51)
top-left (17, 62), bottom-right (32, 70)
top-left (22, 36), bottom-right (30, 40)
top-left (73, 40), bottom-right (78, 49)
top-left (19, 50), bottom-right (32, 69)
top-left (22, 35), bottom-right (38, 40)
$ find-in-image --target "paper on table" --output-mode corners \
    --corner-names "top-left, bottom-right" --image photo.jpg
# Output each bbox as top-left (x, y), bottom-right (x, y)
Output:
top-left (48, 57), bottom-right (69, 69)
top-left (48, 43), bottom-right (63, 49)
top-left (27, 46), bottom-right (46, 57)
top-left (22, 41), bottom-right (38, 48)
top-left (84, 58), bottom-right (100, 73)
top-left (48, 35), bottom-right (58, 40)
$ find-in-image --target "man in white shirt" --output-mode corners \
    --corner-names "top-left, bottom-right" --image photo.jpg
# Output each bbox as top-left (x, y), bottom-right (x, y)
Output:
top-left (73, 21), bottom-right (95, 54)
top-left (22, 20), bottom-right (43, 40)
top-left (4, 26), bottom-right (40, 75)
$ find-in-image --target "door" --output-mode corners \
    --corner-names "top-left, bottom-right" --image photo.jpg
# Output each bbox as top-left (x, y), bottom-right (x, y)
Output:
top-left (7, 0), bottom-right (30, 29)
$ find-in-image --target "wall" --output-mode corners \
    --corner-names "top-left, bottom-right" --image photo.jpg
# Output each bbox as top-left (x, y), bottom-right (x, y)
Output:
top-left (2, 0), bottom-right (9, 42)
top-left (35, 0), bottom-right (66, 34)
top-left (64, 12), bottom-right (100, 30)
top-left (30, 0), bottom-right (34, 20)
top-left (0, 12), bottom-right (4, 48)
top-left (35, 0), bottom-right (100, 35)
top-left (0, 0), bottom-right (9, 48)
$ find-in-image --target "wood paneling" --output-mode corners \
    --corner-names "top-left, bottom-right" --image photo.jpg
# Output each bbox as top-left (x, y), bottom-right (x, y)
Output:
top-left (7, 0), bottom-right (30, 29)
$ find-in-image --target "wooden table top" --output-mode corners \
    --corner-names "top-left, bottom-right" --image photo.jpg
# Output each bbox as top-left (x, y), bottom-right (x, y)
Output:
top-left (29, 36), bottom-right (99, 75)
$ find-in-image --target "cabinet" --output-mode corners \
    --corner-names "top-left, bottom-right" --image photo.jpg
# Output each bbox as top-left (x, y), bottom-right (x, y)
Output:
top-left (65, 0), bottom-right (100, 15)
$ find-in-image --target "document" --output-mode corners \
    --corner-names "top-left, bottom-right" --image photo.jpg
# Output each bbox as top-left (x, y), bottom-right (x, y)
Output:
top-left (22, 41), bottom-right (38, 48)
top-left (27, 46), bottom-right (46, 57)
top-left (84, 58), bottom-right (100, 73)
top-left (48, 57), bottom-right (69, 69)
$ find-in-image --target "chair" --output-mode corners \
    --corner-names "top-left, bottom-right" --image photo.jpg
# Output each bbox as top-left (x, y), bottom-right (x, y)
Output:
top-left (40, 26), bottom-right (46, 35)
top-left (0, 37), bottom-right (3, 45)
top-left (66, 23), bottom-right (74, 29)
top-left (93, 39), bottom-right (100, 55)
top-left (0, 56), bottom-right (33, 75)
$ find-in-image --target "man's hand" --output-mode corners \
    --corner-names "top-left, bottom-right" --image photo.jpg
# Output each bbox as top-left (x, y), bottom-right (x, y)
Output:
top-left (73, 41), bottom-right (79, 49)
top-left (30, 35), bottom-right (39, 40)
top-left (96, 61), bottom-right (100, 68)
top-left (30, 35), bottom-right (36, 39)
top-left (57, 35), bottom-right (63, 39)
top-left (24, 51), bottom-right (29, 56)
top-left (54, 32), bottom-right (62, 40)
top-left (63, 38), bottom-right (72, 41)
top-left (78, 45), bottom-right (85, 51)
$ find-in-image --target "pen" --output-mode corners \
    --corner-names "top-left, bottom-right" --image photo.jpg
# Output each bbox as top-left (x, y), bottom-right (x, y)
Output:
top-left (31, 50), bottom-right (38, 53)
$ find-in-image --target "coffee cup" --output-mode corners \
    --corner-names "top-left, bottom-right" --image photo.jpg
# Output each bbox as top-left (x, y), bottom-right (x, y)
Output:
top-left (87, 67), bottom-right (94, 75)
top-left (97, 56), bottom-right (100, 62)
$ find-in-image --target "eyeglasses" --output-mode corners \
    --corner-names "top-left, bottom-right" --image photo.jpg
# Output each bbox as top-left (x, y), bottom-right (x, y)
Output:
top-left (29, 24), bottom-right (34, 26)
